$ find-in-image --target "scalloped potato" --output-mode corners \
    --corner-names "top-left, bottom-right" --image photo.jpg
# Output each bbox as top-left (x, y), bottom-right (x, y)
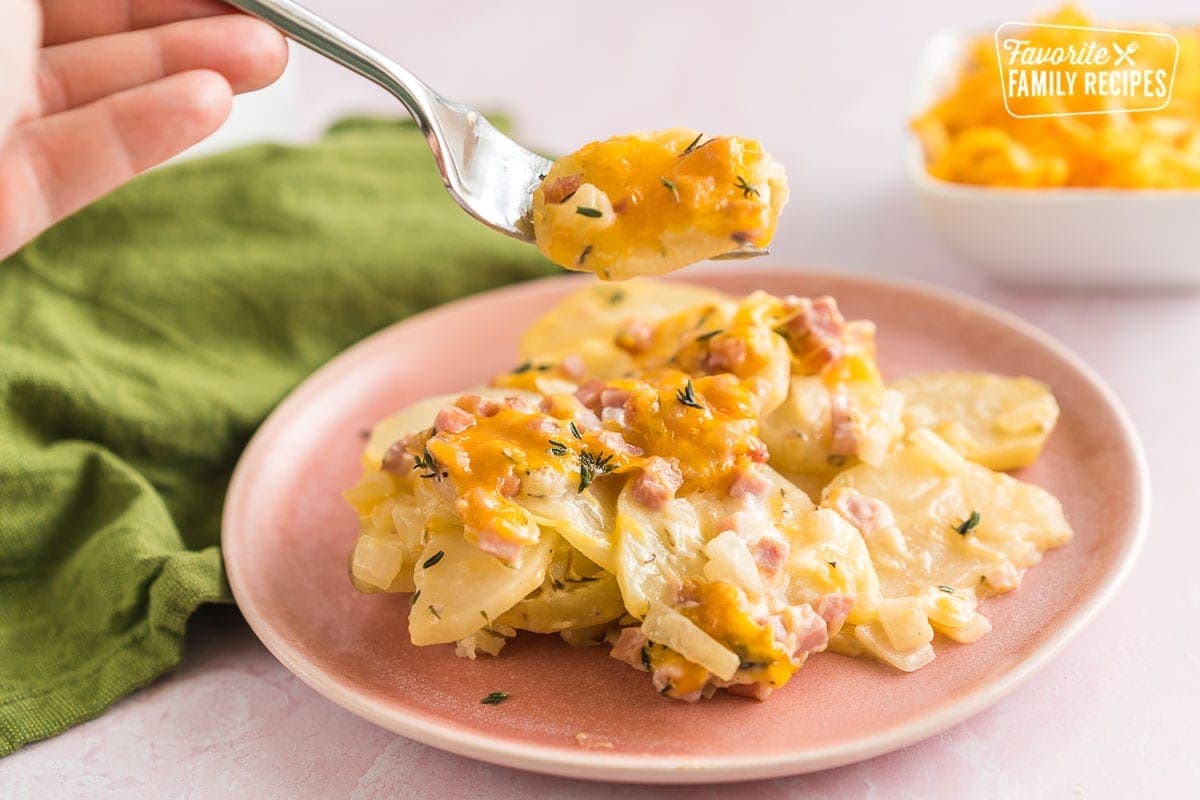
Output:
top-left (344, 282), bottom-right (1073, 701)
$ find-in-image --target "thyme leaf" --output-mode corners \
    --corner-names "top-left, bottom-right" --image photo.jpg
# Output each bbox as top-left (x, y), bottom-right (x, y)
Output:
top-left (938, 585), bottom-right (955, 594)
top-left (578, 449), bottom-right (615, 492)
top-left (576, 206), bottom-right (603, 218)
top-left (954, 510), bottom-right (981, 536)
top-left (481, 691), bottom-right (509, 705)
top-left (695, 328), bottom-right (724, 342)
top-left (422, 550), bottom-right (445, 569)
top-left (734, 176), bottom-right (760, 198)
top-left (660, 176), bottom-right (680, 202)
top-left (680, 132), bottom-right (704, 156)
top-left (548, 439), bottom-right (570, 457)
top-left (568, 421), bottom-right (582, 439)
top-left (675, 379), bottom-right (703, 409)
top-left (412, 448), bottom-right (442, 480)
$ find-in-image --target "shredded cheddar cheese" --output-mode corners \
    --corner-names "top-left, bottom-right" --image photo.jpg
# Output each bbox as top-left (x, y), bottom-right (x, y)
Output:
top-left (912, 6), bottom-right (1200, 188)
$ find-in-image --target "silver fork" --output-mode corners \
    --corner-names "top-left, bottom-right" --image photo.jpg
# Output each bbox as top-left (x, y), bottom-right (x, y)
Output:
top-left (222, 0), bottom-right (766, 258)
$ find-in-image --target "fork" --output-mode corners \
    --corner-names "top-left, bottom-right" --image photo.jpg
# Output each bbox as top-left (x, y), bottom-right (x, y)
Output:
top-left (222, 0), bottom-right (766, 258)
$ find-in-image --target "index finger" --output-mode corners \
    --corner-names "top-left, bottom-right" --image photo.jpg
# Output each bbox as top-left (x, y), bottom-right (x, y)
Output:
top-left (41, 0), bottom-right (234, 46)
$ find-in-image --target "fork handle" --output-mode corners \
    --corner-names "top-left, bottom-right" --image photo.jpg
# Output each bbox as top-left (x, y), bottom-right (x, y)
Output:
top-left (222, 0), bottom-right (440, 131)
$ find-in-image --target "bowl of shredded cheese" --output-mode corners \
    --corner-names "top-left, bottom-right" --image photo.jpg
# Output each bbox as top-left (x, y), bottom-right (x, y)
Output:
top-left (909, 6), bottom-right (1200, 287)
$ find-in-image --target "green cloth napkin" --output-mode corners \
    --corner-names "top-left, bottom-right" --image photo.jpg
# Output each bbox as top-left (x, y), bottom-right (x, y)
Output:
top-left (0, 118), bottom-right (556, 755)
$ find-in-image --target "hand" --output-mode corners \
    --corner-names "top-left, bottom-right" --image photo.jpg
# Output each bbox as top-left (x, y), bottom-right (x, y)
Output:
top-left (0, 0), bottom-right (289, 259)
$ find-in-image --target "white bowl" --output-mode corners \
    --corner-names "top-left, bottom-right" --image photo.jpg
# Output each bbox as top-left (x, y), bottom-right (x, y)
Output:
top-left (909, 29), bottom-right (1200, 288)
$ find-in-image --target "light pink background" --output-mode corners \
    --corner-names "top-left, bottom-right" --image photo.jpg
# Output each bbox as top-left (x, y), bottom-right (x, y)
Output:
top-left (3, 1), bottom-right (1196, 796)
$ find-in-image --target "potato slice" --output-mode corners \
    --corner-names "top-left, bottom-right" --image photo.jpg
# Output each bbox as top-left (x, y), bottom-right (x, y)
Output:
top-left (781, 507), bottom-right (881, 625)
top-left (892, 371), bottom-right (1059, 471)
top-left (613, 490), bottom-right (706, 618)
top-left (823, 429), bottom-right (1072, 600)
top-left (520, 481), bottom-right (619, 572)
top-left (497, 567), bottom-right (625, 633)
top-left (519, 280), bottom-right (731, 362)
top-left (409, 526), bottom-right (557, 645)
top-left (762, 375), bottom-right (904, 494)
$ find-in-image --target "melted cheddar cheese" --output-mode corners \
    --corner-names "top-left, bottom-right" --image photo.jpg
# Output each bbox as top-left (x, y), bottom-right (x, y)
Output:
top-left (532, 129), bottom-right (788, 279)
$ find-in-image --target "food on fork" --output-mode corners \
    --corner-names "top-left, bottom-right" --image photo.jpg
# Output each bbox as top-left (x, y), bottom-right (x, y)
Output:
top-left (344, 280), bottom-right (1073, 702)
top-left (532, 130), bottom-right (788, 279)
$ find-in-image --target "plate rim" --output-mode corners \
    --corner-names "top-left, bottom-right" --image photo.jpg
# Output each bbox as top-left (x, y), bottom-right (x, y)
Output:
top-left (222, 267), bottom-right (1150, 784)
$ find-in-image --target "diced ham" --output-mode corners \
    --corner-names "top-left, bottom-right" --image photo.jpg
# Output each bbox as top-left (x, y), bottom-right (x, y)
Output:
top-left (816, 593), bottom-right (854, 637)
top-left (782, 604), bottom-right (829, 656)
top-left (631, 457), bottom-right (684, 510)
top-left (615, 318), bottom-right (653, 355)
top-left (831, 488), bottom-right (896, 538)
top-left (380, 438), bottom-right (416, 474)
top-left (610, 628), bottom-right (649, 670)
top-left (575, 379), bottom-right (606, 412)
top-left (751, 537), bottom-right (789, 577)
top-left (542, 173), bottom-right (582, 203)
top-left (474, 526), bottom-right (525, 563)
top-left (829, 387), bottom-right (859, 456)
top-left (497, 474), bottom-right (521, 497)
top-left (598, 430), bottom-right (643, 456)
top-left (454, 394), bottom-right (499, 417)
top-left (600, 388), bottom-right (632, 411)
top-left (715, 510), bottom-right (755, 539)
top-left (434, 405), bottom-right (475, 435)
top-left (728, 466), bottom-right (773, 502)
top-left (701, 334), bottom-right (748, 374)
top-left (785, 295), bottom-right (846, 367)
top-left (746, 435), bottom-right (770, 463)
top-left (726, 682), bottom-right (773, 701)
top-left (560, 354), bottom-right (587, 381)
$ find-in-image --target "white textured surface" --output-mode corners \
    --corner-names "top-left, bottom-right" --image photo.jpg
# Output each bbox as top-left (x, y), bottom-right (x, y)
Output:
top-left (3, 1), bottom-right (1198, 796)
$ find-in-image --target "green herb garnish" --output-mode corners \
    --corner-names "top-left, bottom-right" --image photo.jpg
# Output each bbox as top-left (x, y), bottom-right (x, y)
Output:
top-left (412, 448), bottom-right (441, 480)
top-left (578, 449), bottom-right (615, 492)
top-left (938, 585), bottom-right (955, 594)
top-left (428, 605), bottom-right (441, 619)
top-left (734, 176), bottom-right (759, 198)
top-left (513, 360), bottom-right (533, 374)
top-left (695, 328), bottom-right (724, 342)
top-left (680, 132), bottom-right (704, 156)
top-left (607, 290), bottom-right (625, 305)
top-left (827, 561), bottom-right (837, 569)
top-left (481, 691), bottom-right (509, 705)
top-left (576, 206), bottom-right (603, 218)
top-left (578, 244), bottom-right (592, 266)
top-left (954, 510), bottom-right (981, 536)
top-left (675, 379), bottom-right (703, 409)
top-left (422, 550), bottom-right (445, 569)
top-left (411, 589), bottom-right (421, 603)
top-left (548, 439), bottom-right (570, 457)
top-left (568, 421), bottom-right (582, 440)
top-left (660, 176), bottom-right (680, 202)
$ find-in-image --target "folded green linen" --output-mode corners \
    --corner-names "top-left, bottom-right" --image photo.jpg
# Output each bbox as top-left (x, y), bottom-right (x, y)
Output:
top-left (0, 117), bottom-right (556, 755)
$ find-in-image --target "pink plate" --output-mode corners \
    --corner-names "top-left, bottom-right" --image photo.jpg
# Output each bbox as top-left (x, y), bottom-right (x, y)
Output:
top-left (222, 269), bottom-right (1148, 784)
